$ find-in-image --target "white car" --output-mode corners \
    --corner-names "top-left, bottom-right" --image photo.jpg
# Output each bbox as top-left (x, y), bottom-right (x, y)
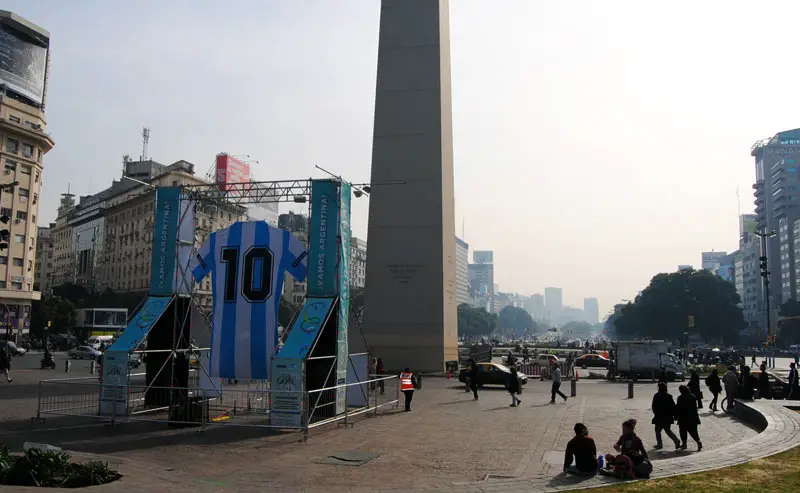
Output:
top-left (0, 341), bottom-right (25, 356)
top-left (68, 346), bottom-right (102, 360)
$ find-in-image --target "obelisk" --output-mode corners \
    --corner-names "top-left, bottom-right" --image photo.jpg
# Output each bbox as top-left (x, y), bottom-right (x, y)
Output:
top-left (363, 0), bottom-right (458, 372)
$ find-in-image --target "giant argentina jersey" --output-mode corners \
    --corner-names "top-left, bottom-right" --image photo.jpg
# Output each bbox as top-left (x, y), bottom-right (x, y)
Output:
top-left (191, 221), bottom-right (308, 380)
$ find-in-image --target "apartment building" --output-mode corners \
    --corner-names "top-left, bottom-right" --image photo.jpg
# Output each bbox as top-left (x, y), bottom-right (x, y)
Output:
top-left (0, 12), bottom-right (53, 339)
top-left (350, 237), bottom-right (367, 289)
top-left (34, 223), bottom-right (55, 294)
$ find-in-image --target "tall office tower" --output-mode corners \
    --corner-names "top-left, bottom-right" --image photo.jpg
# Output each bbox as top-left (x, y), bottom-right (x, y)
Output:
top-left (583, 298), bottom-right (599, 325)
top-left (363, 0), bottom-right (457, 372)
top-left (0, 11), bottom-right (52, 343)
top-left (473, 250), bottom-right (493, 264)
top-left (701, 251), bottom-right (727, 271)
top-left (455, 237), bottom-right (469, 306)
top-left (753, 129), bottom-right (800, 310)
top-left (544, 287), bottom-right (563, 321)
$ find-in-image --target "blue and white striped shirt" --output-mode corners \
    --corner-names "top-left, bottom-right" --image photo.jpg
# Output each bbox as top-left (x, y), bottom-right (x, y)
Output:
top-left (191, 221), bottom-right (308, 380)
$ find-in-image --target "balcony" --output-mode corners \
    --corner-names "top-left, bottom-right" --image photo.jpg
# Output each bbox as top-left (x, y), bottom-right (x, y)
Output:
top-left (0, 118), bottom-right (54, 152)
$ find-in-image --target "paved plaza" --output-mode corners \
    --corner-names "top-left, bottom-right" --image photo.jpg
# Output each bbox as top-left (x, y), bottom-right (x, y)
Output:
top-left (2, 365), bottom-right (791, 492)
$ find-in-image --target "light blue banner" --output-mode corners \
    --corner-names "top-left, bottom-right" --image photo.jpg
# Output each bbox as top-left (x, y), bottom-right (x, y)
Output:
top-left (278, 296), bottom-right (337, 359)
top-left (308, 180), bottom-right (340, 297)
top-left (150, 187), bottom-right (181, 295)
top-left (336, 182), bottom-right (351, 414)
top-left (108, 296), bottom-right (171, 353)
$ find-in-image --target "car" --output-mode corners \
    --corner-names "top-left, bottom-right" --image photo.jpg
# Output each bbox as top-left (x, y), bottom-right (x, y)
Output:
top-left (535, 354), bottom-right (560, 366)
top-left (575, 353), bottom-right (611, 369)
top-left (458, 362), bottom-right (528, 388)
top-left (68, 346), bottom-right (102, 360)
top-left (0, 340), bottom-right (25, 356)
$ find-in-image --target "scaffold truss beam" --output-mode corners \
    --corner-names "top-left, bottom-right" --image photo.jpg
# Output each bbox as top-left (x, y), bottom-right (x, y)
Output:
top-left (182, 179), bottom-right (374, 205)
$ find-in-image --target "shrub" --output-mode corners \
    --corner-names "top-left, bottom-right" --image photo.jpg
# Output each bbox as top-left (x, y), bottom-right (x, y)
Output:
top-left (0, 447), bottom-right (121, 488)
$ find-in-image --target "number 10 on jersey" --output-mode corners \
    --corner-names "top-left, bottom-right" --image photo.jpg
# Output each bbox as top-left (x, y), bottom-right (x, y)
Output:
top-left (221, 246), bottom-right (274, 303)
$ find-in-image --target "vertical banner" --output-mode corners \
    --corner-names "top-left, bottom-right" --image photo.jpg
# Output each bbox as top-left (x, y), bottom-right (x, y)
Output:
top-left (175, 194), bottom-right (197, 294)
top-left (336, 183), bottom-right (351, 414)
top-left (270, 358), bottom-right (305, 428)
top-left (308, 180), bottom-right (341, 297)
top-left (99, 351), bottom-right (129, 416)
top-left (150, 187), bottom-right (181, 296)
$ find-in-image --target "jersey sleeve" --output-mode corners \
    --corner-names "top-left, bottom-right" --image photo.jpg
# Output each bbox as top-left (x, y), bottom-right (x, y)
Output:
top-left (284, 230), bottom-right (308, 282)
top-left (191, 233), bottom-right (214, 282)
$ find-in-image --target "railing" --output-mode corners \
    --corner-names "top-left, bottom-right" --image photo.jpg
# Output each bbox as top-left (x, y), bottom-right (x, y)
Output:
top-left (34, 374), bottom-right (399, 441)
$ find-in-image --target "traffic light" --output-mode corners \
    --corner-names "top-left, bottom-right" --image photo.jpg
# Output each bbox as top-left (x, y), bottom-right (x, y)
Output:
top-left (0, 214), bottom-right (9, 251)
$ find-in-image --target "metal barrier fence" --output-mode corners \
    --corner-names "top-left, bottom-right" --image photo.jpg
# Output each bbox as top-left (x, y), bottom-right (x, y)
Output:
top-left (34, 374), bottom-right (399, 441)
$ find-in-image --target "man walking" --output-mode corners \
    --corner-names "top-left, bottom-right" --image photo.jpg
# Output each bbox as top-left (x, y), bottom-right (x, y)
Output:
top-left (0, 344), bottom-right (11, 383)
top-left (651, 382), bottom-right (680, 449)
top-left (468, 359), bottom-right (479, 400)
top-left (399, 367), bottom-right (419, 412)
top-left (550, 363), bottom-right (568, 403)
top-left (787, 363), bottom-right (799, 400)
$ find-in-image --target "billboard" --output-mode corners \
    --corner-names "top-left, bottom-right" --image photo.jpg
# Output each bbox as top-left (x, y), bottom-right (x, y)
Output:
top-left (0, 24), bottom-right (48, 105)
top-left (215, 154), bottom-right (251, 192)
top-left (150, 187), bottom-right (195, 296)
top-left (336, 182), bottom-right (351, 415)
top-left (717, 264), bottom-right (734, 282)
top-left (740, 214), bottom-right (757, 236)
top-left (308, 179), bottom-right (340, 297)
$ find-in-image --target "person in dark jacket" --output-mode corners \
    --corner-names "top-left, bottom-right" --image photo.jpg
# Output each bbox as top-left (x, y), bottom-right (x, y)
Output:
top-left (651, 382), bottom-right (680, 449)
top-left (605, 419), bottom-right (648, 479)
top-left (0, 345), bottom-right (10, 382)
top-left (468, 359), bottom-right (479, 400)
top-left (564, 423), bottom-right (597, 476)
top-left (758, 363), bottom-right (772, 399)
top-left (675, 385), bottom-right (702, 451)
top-left (788, 363), bottom-right (799, 400)
top-left (688, 370), bottom-right (703, 409)
top-left (508, 366), bottom-right (522, 407)
top-left (705, 369), bottom-right (723, 411)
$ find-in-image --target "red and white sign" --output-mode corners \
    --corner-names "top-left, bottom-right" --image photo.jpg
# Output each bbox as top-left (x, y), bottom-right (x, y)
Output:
top-left (215, 154), bottom-right (251, 192)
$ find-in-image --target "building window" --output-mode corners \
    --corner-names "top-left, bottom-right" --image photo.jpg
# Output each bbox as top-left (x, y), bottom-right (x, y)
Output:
top-left (13, 234), bottom-right (23, 244)
top-left (18, 188), bottom-right (28, 199)
top-left (15, 211), bottom-right (25, 221)
top-left (0, 208), bottom-right (11, 218)
top-left (34, 170), bottom-right (39, 182)
top-left (0, 257), bottom-right (8, 265)
top-left (33, 193), bottom-right (37, 205)
top-left (28, 260), bottom-right (32, 271)
top-left (22, 143), bottom-right (33, 158)
top-left (0, 281), bottom-right (7, 289)
top-left (31, 214), bottom-right (35, 225)
top-left (19, 166), bottom-right (30, 176)
top-left (11, 282), bottom-right (22, 290)
top-left (36, 148), bottom-right (41, 163)
top-left (6, 138), bottom-right (18, 154)
top-left (12, 258), bottom-right (22, 267)
top-left (8, 115), bottom-right (19, 123)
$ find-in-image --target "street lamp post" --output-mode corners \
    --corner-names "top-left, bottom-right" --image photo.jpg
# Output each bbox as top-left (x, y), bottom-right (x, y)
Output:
top-left (755, 230), bottom-right (777, 368)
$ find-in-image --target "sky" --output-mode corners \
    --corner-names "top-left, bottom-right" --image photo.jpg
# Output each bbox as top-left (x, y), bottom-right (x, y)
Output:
top-left (6, 0), bottom-right (800, 316)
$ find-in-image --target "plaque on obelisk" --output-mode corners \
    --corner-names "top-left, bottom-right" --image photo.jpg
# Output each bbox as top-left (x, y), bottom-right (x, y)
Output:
top-left (363, 0), bottom-right (458, 372)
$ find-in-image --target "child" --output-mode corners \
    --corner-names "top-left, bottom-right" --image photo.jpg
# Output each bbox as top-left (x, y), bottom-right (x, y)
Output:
top-left (603, 419), bottom-right (650, 479)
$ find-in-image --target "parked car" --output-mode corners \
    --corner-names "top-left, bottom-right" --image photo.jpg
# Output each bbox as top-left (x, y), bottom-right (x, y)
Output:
top-left (0, 340), bottom-right (25, 356)
top-left (536, 354), bottom-right (560, 366)
top-left (458, 362), bottom-right (528, 388)
top-left (575, 353), bottom-right (611, 369)
top-left (68, 346), bottom-right (102, 360)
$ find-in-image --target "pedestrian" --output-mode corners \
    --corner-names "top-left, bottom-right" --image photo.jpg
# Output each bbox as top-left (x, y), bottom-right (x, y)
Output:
top-left (368, 358), bottom-right (377, 392)
top-left (399, 367), bottom-right (419, 412)
top-left (605, 419), bottom-right (650, 479)
top-left (705, 369), bottom-right (722, 411)
top-left (468, 359), bottom-right (479, 400)
top-left (563, 423), bottom-right (598, 476)
top-left (0, 344), bottom-right (10, 382)
top-left (508, 366), bottom-right (522, 407)
top-left (675, 385), bottom-right (702, 451)
top-left (751, 354), bottom-right (757, 367)
top-left (723, 366), bottom-right (738, 411)
top-left (688, 370), bottom-right (703, 409)
top-left (758, 363), bottom-right (771, 399)
top-left (376, 357), bottom-right (386, 395)
top-left (651, 382), bottom-right (680, 449)
top-left (788, 363), bottom-right (799, 400)
top-left (550, 363), bottom-right (568, 403)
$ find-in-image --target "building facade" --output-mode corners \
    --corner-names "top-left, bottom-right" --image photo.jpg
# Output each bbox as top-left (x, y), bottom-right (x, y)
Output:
top-left (454, 237), bottom-right (469, 306)
top-left (350, 237), bottom-right (367, 289)
top-left (583, 297), bottom-right (599, 325)
top-left (701, 251), bottom-right (728, 271)
top-left (0, 12), bottom-right (53, 340)
top-left (524, 293), bottom-right (545, 321)
top-left (544, 287), bottom-right (563, 321)
top-left (473, 250), bottom-right (493, 264)
top-left (34, 223), bottom-right (54, 294)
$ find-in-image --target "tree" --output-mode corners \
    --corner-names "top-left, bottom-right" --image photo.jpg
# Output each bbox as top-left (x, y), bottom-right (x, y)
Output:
top-left (457, 303), bottom-right (497, 338)
top-left (778, 299), bottom-right (800, 347)
top-left (614, 268), bottom-right (744, 345)
top-left (30, 296), bottom-right (76, 339)
top-left (497, 306), bottom-right (536, 332)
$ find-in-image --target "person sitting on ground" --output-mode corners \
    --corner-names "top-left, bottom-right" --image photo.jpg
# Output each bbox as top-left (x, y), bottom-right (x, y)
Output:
top-left (563, 423), bottom-right (598, 476)
top-left (603, 419), bottom-right (650, 479)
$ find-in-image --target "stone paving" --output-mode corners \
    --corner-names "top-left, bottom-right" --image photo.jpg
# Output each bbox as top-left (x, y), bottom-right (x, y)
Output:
top-left (1, 372), bottom-right (786, 492)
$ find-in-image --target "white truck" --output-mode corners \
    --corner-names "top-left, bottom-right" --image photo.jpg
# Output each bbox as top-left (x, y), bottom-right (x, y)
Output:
top-left (610, 341), bottom-right (685, 381)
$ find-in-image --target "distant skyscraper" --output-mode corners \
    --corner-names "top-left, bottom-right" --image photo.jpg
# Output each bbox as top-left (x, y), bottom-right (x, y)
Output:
top-left (473, 250), bottom-right (493, 264)
top-left (544, 287), bottom-right (563, 321)
top-left (583, 298), bottom-right (599, 325)
top-left (468, 263), bottom-right (494, 296)
top-left (528, 294), bottom-right (545, 320)
top-left (455, 237), bottom-right (469, 306)
top-left (701, 251), bottom-right (727, 271)
top-left (678, 265), bottom-right (693, 271)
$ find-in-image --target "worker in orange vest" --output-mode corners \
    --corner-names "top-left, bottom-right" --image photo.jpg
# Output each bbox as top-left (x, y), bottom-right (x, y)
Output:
top-left (399, 367), bottom-right (419, 412)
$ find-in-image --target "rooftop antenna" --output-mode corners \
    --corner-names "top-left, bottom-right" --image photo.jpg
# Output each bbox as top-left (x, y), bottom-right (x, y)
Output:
top-left (462, 217), bottom-right (465, 240)
top-left (141, 127), bottom-right (150, 161)
top-left (736, 186), bottom-right (741, 218)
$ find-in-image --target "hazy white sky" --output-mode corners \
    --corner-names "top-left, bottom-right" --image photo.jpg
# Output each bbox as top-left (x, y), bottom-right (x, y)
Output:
top-left (7, 0), bottom-right (800, 315)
